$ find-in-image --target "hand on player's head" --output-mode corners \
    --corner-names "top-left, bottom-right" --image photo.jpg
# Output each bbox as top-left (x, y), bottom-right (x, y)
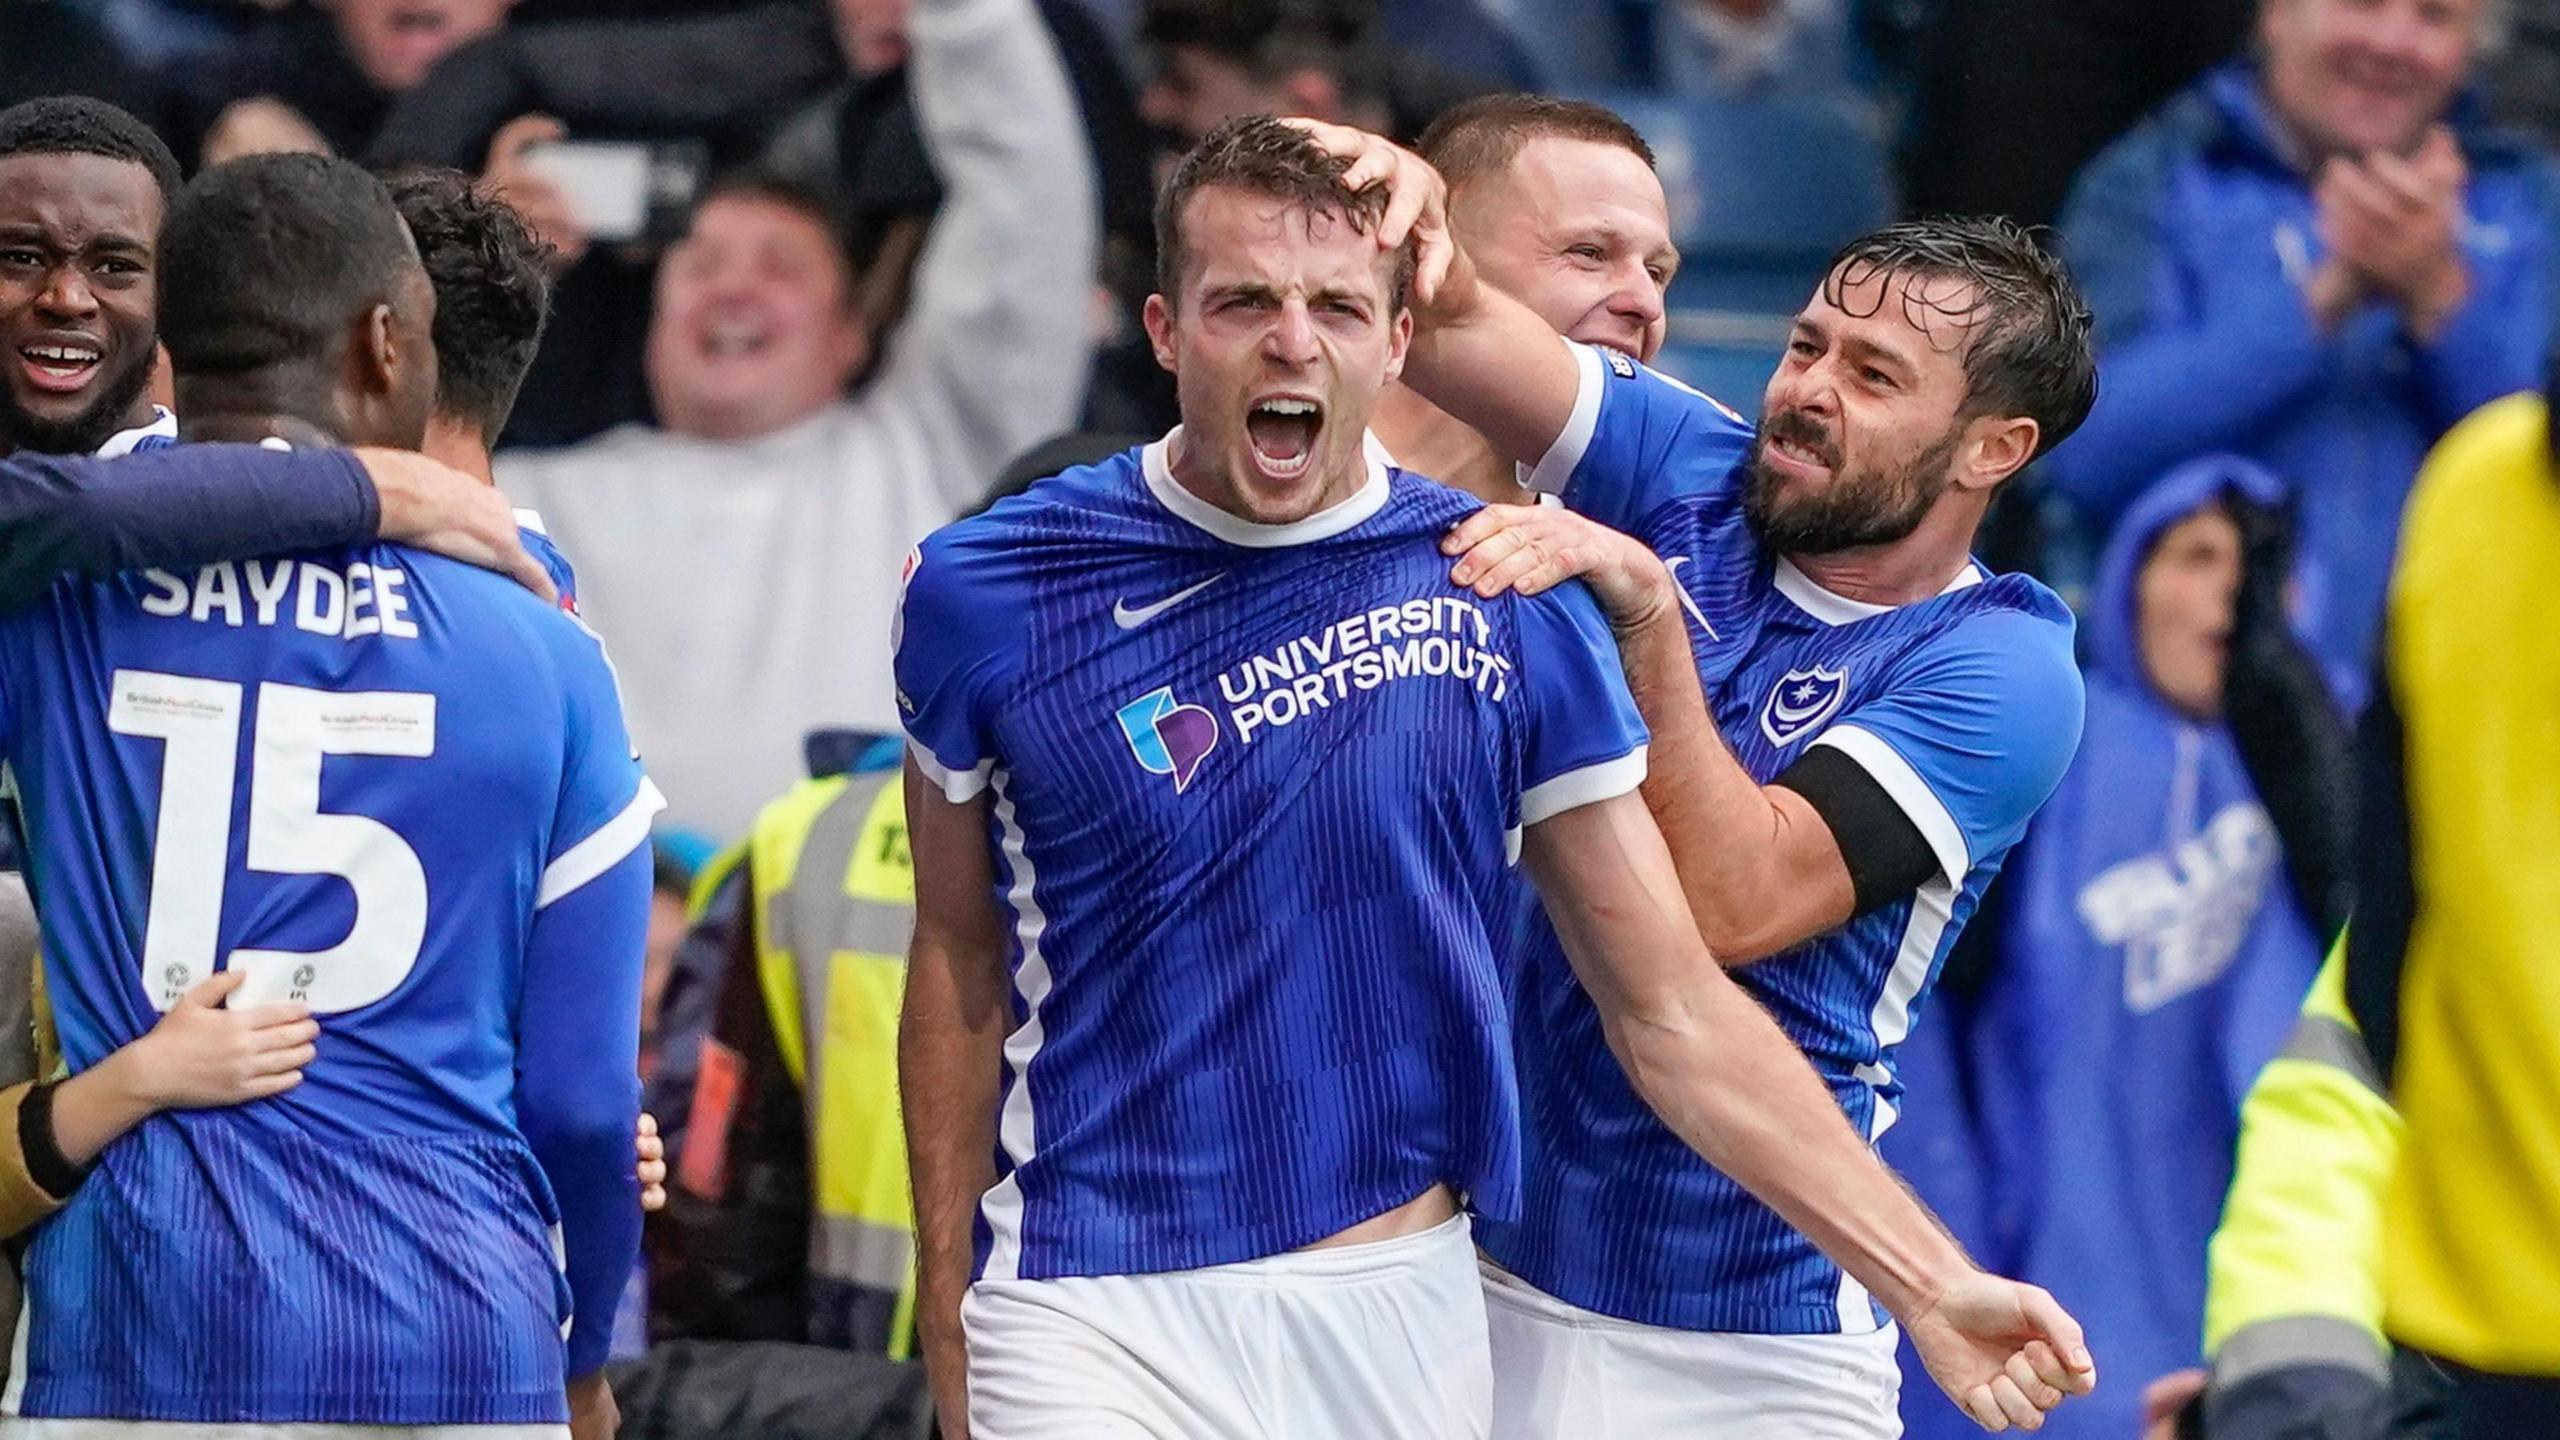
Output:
top-left (132, 969), bottom-right (319, 1110)
top-left (356, 447), bottom-right (558, 605)
top-left (1279, 118), bottom-right (1456, 307)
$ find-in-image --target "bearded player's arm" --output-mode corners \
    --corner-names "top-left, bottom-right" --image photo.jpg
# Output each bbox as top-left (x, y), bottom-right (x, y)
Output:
top-left (1280, 120), bottom-right (1656, 510)
top-left (1511, 582), bottom-right (2093, 1431)
top-left (1456, 500), bottom-right (2084, 962)
top-left (0, 445), bottom-right (552, 613)
top-left (1445, 499), bottom-right (1881, 960)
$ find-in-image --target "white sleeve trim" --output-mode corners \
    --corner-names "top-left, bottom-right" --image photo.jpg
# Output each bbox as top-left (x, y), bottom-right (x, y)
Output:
top-left (538, 777), bottom-right (667, 910)
top-left (907, 737), bottom-right (993, 803)
top-left (1520, 744), bottom-right (1649, 830)
top-left (1524, 339), bottom-right (1607, 498)
top-left (1811, 724), bottom-right (1971, 882)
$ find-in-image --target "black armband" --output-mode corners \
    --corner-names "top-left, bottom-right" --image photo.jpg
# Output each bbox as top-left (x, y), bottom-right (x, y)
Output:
top-left (1771, 746), bottom-right (1942, 916)
top-left (20, 1081), bottom-right (93, 1202)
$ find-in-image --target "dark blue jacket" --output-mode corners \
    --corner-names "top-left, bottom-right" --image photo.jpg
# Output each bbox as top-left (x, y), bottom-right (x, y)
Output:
top-left (0, 446), bottom-right (376, 614)
top-left (2049, 64), bottom-right (2560, 690)
top-left (1886, 457), bottom-right (2325, 1440)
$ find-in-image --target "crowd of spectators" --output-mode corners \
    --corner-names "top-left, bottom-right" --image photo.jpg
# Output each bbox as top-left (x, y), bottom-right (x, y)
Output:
top-left (7, 0), bottom-right (2559, 1433)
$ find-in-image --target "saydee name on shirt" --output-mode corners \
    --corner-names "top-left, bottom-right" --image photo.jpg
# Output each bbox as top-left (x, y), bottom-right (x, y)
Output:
top-left (1217, 595), bottom-right (1512, 743)
top-left (134, 559), bottom-right (420, 641)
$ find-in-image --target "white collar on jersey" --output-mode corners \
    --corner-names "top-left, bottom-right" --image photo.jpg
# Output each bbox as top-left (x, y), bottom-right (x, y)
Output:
top-left (1772, 555), bottom-right (1983, 627)
top-left (91, 405), bottom-right (178, 458)
top-left (1143, 426), bottom-right (1391, 548)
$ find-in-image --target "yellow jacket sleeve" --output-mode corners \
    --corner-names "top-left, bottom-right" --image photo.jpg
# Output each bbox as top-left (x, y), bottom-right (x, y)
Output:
top-left (2203, 940), bottom-right (2401, 1386)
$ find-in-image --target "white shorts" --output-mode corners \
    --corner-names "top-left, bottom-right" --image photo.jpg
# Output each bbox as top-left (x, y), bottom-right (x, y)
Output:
top-left (964, 1214), bottom-right (1491, 1440)
top-left (4, 1425), bottom-right (563, 1440)
top-left (1482, 1260), bottom-right (1902, 1440)
top-left (1, 1414), bottom-right (560, 1424)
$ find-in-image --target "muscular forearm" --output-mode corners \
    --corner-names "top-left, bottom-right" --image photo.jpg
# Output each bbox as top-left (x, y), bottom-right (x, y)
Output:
top-left (901, 941), bottom-right (1004, 1437)
top-left (1402, 250), bottom-right (1583, 469)
top-left (1619, 609), bottom-right (1838, 962)
top-left (1530, 801), bottom-right (1965, 1321)
top-left (1605, 974), bottom-right (1968, 1321)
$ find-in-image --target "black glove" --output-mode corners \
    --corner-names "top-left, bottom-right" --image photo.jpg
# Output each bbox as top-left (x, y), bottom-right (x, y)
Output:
top-left (2219, 489), bottom-right (2355, 942)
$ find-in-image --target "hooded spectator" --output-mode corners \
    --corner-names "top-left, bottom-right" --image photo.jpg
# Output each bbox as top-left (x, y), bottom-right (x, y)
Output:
top-left (1888, 456), bottom-right (2328, 1440)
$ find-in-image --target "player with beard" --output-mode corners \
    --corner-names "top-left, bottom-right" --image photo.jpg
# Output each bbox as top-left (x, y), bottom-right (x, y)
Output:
top-left (898, 118), bottom-right (2090, 1440)
top-left (0, 97), bottom-right (553, 611)
top-left (0, 97), bottom-right (177, 459)
top-left (0, 151), bottom-right (654, 1439)
top-left (1297, 118), bottom-right (2098, 1439)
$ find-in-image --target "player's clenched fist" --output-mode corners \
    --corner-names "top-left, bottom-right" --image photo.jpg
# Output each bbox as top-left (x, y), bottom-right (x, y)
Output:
top-left (1904, 1271), bottom-right (2098, 1432)
top-left (127, 969), bottom-right (319, 1108)
top-left (637, 1111), bottom-right (668, 1212)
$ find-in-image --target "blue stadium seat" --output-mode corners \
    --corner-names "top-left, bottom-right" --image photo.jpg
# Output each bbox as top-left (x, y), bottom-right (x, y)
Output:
top-left (1667, 264), bottom-right (1818, 315)
top-left (1580, 90), bottom-right (1894, 268)
top-left (1650, 308), bottom-right (1790, 416)
top-left (1386, 0), bottom-right (1546, 90)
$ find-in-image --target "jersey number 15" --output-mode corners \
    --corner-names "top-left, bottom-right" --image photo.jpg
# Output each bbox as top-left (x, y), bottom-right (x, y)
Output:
top-left (109, 668), bottom-right (435, 1015)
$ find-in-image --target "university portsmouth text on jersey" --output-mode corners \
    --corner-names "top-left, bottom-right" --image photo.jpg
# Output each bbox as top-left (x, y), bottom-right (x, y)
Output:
top-left (1217, 594), bottom-right (1513, 743)
top-left (134, 559), bottom-right (421, 640)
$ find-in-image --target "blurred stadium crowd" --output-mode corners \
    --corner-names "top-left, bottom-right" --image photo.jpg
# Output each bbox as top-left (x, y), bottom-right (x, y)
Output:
top-left (3, 0), bottom-right (2557, 1436)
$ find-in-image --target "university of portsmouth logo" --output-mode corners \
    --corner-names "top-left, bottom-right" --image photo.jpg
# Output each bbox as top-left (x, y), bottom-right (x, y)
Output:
top-left (1116, 686), bottom-right (1219, 793)
top-left (1759, 665), bottom-right (1849, 747)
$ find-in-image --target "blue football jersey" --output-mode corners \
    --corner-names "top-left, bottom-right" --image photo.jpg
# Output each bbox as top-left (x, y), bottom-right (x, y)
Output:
top-left (895, 436), bottom-right (1649, 1284)
top-left (514, 509), bottom-right (581, 612)
top-left (0, 469), bottom-right (659, 1422)
top-left (1477, 342), bottom-right (2085, 1334)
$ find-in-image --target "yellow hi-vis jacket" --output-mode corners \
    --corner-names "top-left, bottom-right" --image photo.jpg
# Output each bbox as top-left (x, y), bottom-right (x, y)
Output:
top-left (2203, 940), bottom-right (2400, 1391)
top-left (2360, 392), bottom-right (2560, 1374)
top-left (704, 766), bottom-right (919, 1358)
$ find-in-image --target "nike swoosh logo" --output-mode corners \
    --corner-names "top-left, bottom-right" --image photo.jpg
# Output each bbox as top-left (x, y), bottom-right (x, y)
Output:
top-left (1113, 573), bottom-right (1226, 629)
top-left (1663, 557), bottom-right (1720, 641)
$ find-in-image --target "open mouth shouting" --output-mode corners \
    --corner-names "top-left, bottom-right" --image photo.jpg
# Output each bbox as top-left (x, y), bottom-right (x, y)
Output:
top-left (1244, 394), bottom-right (1324, 482)
top-left (17, 332), bottom-right (103, 396)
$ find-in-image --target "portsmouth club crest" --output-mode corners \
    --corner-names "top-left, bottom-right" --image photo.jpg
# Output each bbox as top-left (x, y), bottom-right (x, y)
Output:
top-left (1116, 686), bottom-right (1219, 793)
top-left (1759, 664), bottom-right (1849, 747)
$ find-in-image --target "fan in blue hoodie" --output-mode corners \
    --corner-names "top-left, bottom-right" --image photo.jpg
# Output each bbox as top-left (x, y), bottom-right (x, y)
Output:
top-left (1886, 455), bottom-right (2328, 1440)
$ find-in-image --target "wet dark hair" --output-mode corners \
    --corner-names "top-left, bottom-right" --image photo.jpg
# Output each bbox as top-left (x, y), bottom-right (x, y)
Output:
top-left (1819, 217), bottom-right (2097, 460)
top-left (1154, 114), bottom-right (1414, 307)
top-left (387, 168), bottom-right (553, 446)
top-left (0, 96), bottom-right (181, 200)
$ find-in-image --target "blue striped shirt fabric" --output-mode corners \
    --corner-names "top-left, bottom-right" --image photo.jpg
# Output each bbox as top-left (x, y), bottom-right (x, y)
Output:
top-left (894, 435), bottom-right (1649, 1283)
